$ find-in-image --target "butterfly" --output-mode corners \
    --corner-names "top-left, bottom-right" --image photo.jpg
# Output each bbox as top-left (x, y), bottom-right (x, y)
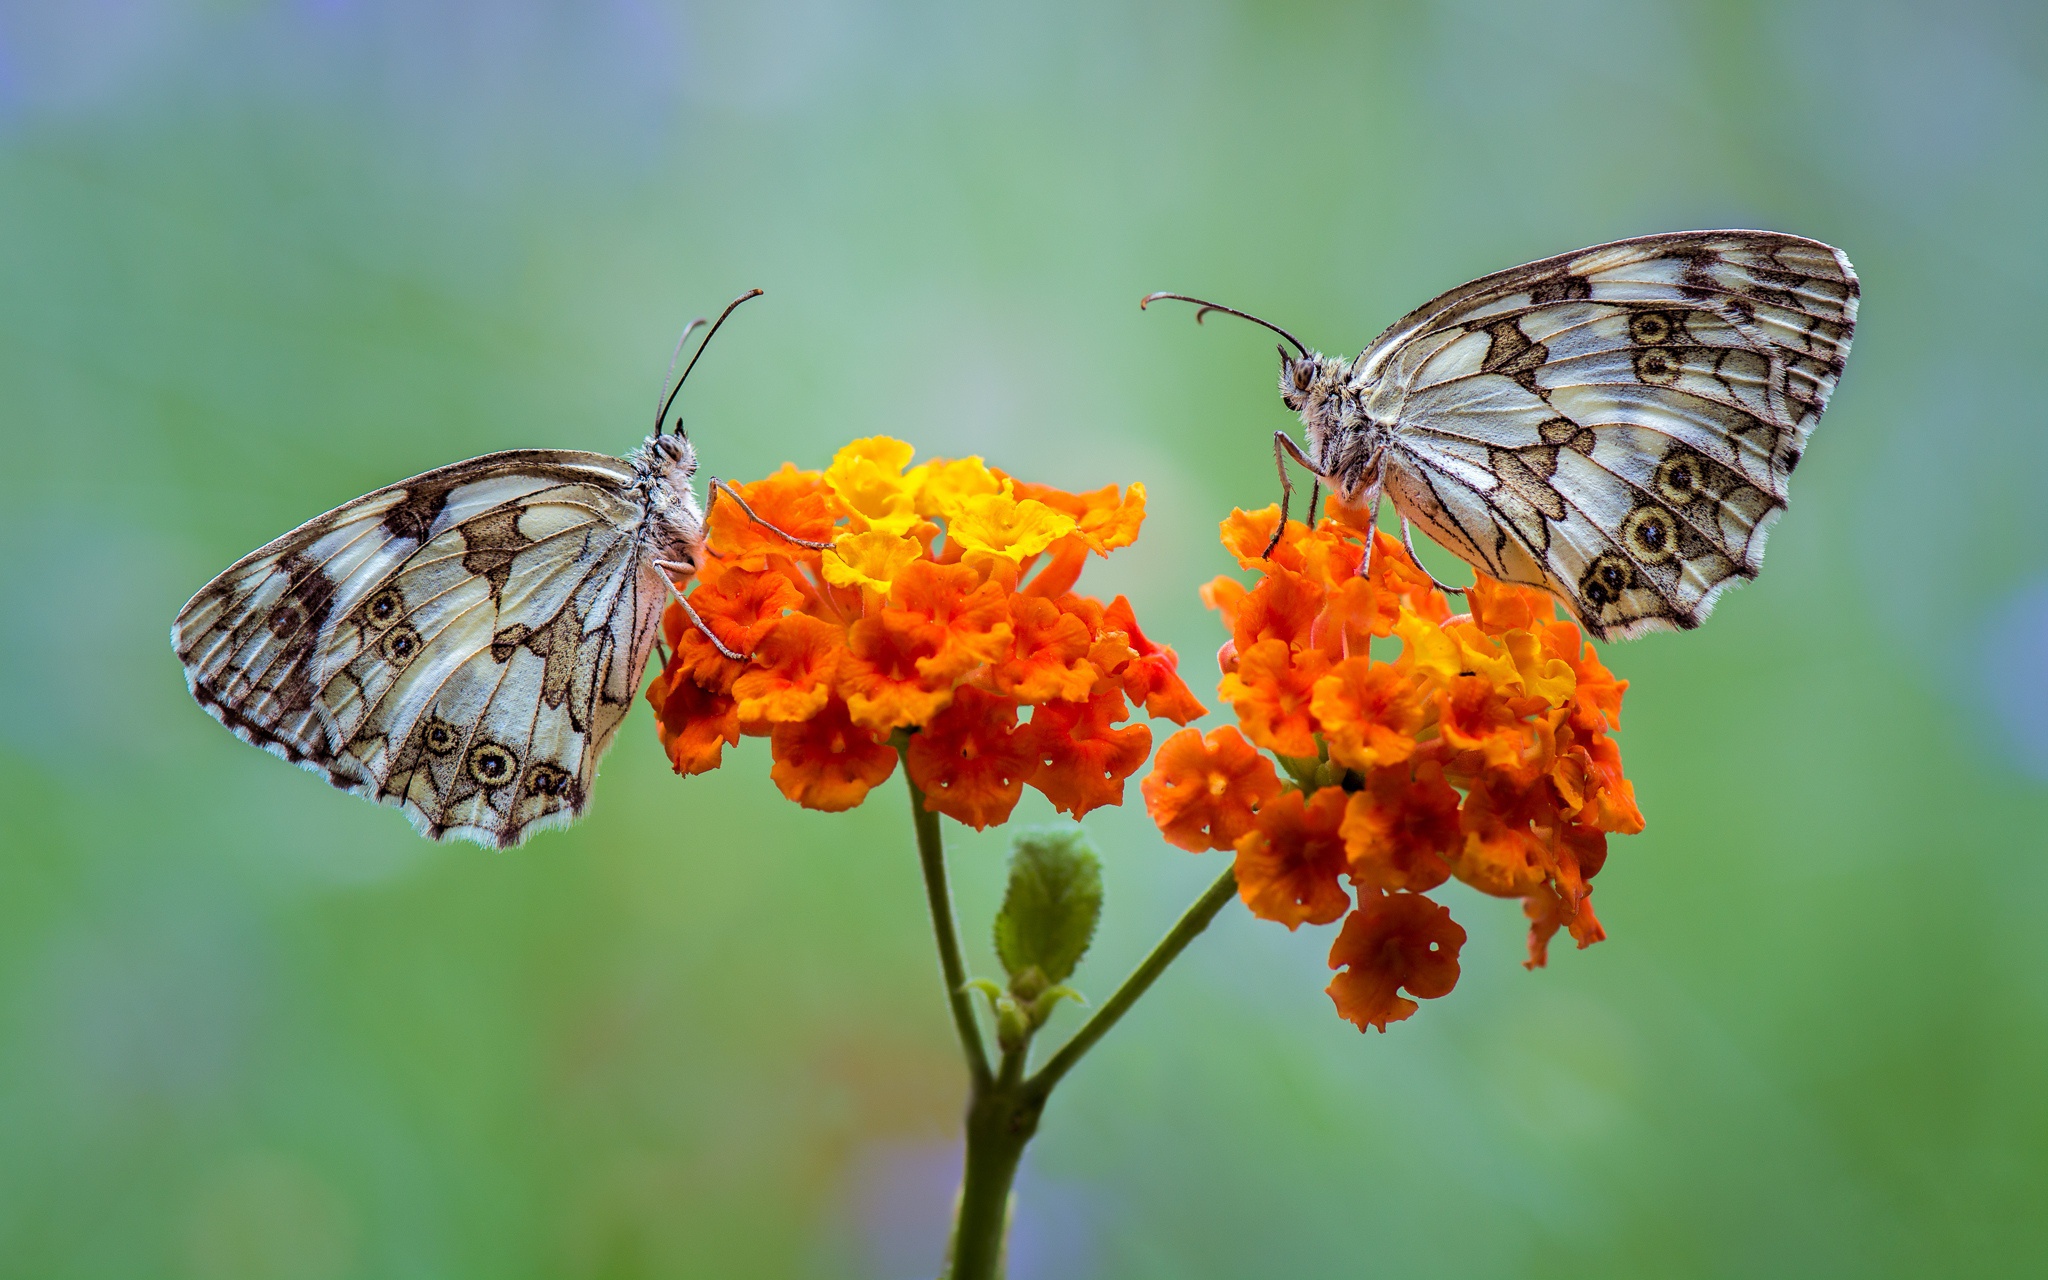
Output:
top-left (1145, 230), bottom-right (1858, 641)
top-left (171, 291), bottom-right (812, 848)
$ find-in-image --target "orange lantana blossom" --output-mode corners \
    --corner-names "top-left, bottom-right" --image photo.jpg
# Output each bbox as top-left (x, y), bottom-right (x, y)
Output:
top-left (645, 437), bottom-right (1206, 828)
top-left (1140, 507), bottom-right (1645, 1033)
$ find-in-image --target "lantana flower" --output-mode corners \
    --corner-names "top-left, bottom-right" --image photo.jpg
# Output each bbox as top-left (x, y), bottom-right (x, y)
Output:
top-left (645, 437), bottom-right (1205, 828)
top-left (1142, 506), bottom-right (1645, 1032)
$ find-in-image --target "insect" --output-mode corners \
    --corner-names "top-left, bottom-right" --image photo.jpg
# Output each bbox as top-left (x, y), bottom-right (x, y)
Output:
top-left (1144, 230), bottom-right (1858, 641)
top-left (171, 290), bottom-right (819, 848)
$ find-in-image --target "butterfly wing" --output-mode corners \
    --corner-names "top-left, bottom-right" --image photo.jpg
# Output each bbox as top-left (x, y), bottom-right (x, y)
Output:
top-left (172, 450), bottom-right (669, 847)
top-left (1358, 231), bottom-right (1857, 640)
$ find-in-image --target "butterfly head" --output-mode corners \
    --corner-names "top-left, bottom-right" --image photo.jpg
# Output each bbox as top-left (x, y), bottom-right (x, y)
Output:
top-left (1278, 351), bottom-right (1355, 455)
top-left (633, 433), bottom-right (709, 577)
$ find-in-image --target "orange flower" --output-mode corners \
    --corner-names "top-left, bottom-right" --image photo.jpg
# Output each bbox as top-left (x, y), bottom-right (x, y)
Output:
top-left (1436, 672), bottom-right (1538, 773)
top-left (1218, 639), bottom-right (1328, 758)
top-left (1007, 478), bottom-right (1147, 555)
top-left (1449, 770), bottom-right (1552, 898)
top-left (1141, 725), bottom-right (1283, 852)
top-left (707, 464), bottom-right (842, 572)
top-left (1024, 691), bottom-right (1153, 819)
top-left (1147, 503), bottom-right (1646, 1031)
top-left (1233, 787), bottom-right (1351, 929)
top-left (645, 665), bottom-right (739, 776)
top-left (995, 593), bottom-right (1098, 703)
top-left (840, 609), bottom-right (956, 733)
top-left (669, 567), bottom-right (805, 693)
top-left (906, 687), bottom-right (1037, 829)
top-left (890, 559), bottom-right (1014, 684)
top-left (1524, 880), bottom-right (1606, 969)
top-left (1340, 764), bottom-right (1458, 895)
top-left (769, 697), bottom-right (897, 812)
top-left (732, 614), bottom-right (842, 726)
top-left (1462, 574), bottom-right (1553, 636)
top-left (652, 439), bottom-right (1193, 824)
top-left (1326, 891), bottom-right (1466, 1032)
top-left (1223, 566), bottom-right (1324, 652)
top-left (1312, 657), bottom-right (1427, 772)
top-left (1102, 596), bottom-right (1206, 724)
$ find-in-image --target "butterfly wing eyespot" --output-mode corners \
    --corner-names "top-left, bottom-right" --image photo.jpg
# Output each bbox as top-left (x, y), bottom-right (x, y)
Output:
top-left (1356, 230), bottom-right (1856, 639)
top-left (1579, 553), bottom-right (1635, 609)
top-left (421, 718), bottom-right (459, 755)
top-left (364, 586), bottom-right (406, 628)
top-left (380, 623), bottom-right (423, 667)
top-left (523, 762), bottom-right (572, 799)
top-left (1631, 346), bottom-right (1684, 385)
top-left (1627, 310), bottom-right (1678, 346)
top-left (466, 741), bottom-right (519, 788)
top-left (1620, 506), bottom-right (1679, 565)
top-left (1655, 453), bottom-right (1706, 505)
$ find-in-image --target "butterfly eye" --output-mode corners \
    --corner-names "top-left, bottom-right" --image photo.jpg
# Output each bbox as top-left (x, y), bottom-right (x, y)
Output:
top-left (467, 741), bottom-right (518, 788)
top-left (1292, 363), bottom-right (1314, 392)
top-left (366, 587), bottom-right (405, 628)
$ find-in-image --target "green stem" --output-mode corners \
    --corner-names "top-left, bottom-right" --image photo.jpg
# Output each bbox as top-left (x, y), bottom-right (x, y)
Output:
top-left (1026, 865), bottom-right (1240, 1095)
top-left (901, 749), bottom-right (993, 1088)
top-left (944, 865), bottom-right (1241, 1278)
top-left (949, 1043), bottom-right (1038, 1280)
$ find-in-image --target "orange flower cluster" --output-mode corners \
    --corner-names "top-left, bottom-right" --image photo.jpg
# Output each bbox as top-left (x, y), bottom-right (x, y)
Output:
top-left (1141, 507), bottom-right (1645, 1032)
top-left (646, 438), bottom-right (1206, 828)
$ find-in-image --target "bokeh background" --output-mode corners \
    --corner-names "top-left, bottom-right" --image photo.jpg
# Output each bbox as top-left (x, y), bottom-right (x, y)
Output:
top-left (4, 1), bottom-right (2046, 1276)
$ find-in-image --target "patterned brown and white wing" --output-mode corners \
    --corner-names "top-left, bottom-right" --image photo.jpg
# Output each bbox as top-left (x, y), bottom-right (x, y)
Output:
top-left (172, 450), bottom-right (667, 847)
top-left (1359, 231), bottom-right (1856, 640)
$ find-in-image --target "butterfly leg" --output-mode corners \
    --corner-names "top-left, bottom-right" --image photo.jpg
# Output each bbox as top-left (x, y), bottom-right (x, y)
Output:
top-left (1265, 431), bottom-right (1324, 557)
top-left (654, 562), bottom-right (749, 661)
top-left (1399, 517), bottom-right (1466, 596)
top-left (710, 479), bottom-right (834, 550)
top-left (1345, 455), bottom-right (1390, 580)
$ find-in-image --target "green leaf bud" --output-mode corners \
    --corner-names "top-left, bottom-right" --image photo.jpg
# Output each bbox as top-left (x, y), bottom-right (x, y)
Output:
top-left (993, 825), bottom-right (1104, 991)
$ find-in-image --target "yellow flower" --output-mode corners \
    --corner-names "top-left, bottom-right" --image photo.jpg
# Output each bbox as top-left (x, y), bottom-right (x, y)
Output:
top-left (910, 455), bottom-right (1006, 522)
top-left (825, 436), bottom-right (924, 536)
top-left (946, 490), bottom-right (1077, 561)
top-left (1444, 622), bottom-right (1522, 690)
top-left (823, 529), bottom-right (925, 596)
top-left (1392, 608), bottom-right (1460, 685)
top-left (1503, 629), bottom-right (1577, 708)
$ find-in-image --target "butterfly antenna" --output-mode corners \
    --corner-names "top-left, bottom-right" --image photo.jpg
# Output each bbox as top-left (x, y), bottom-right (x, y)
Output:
top-left (653, 316), bottom-right (711, 436)
top-left (653, 287), bottom-right (766, 437)
top-left (1139, 292), bottom-right (1309, 358)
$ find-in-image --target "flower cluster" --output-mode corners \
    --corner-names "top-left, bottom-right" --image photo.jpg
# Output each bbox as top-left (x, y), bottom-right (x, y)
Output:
top-left (646, 438), bottom-right (1206, 827)
top-left (1141, 507), bottom-right (1645, 1032)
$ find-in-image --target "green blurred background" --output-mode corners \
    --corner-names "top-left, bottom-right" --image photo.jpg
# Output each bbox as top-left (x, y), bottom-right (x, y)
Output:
top-left (4, 1), bottom-right (2045, 1276)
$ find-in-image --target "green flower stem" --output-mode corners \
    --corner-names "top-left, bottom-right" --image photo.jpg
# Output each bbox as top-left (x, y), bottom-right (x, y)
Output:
top-left (902, 752), bottom-right (1243, 1279)
top-left (1025, 865), bottom-right (1241, 1096)
top-left (948, 1041), bottom-right (1038, 1280)
top-left (901, 750), bottom-right (993, 1089)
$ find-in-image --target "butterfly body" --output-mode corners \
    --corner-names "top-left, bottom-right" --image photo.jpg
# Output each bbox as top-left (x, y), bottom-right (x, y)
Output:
top-left (1256, 231), bottom-right (1857, 641)
top-left (173, 434), bottom-right (706, 848)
